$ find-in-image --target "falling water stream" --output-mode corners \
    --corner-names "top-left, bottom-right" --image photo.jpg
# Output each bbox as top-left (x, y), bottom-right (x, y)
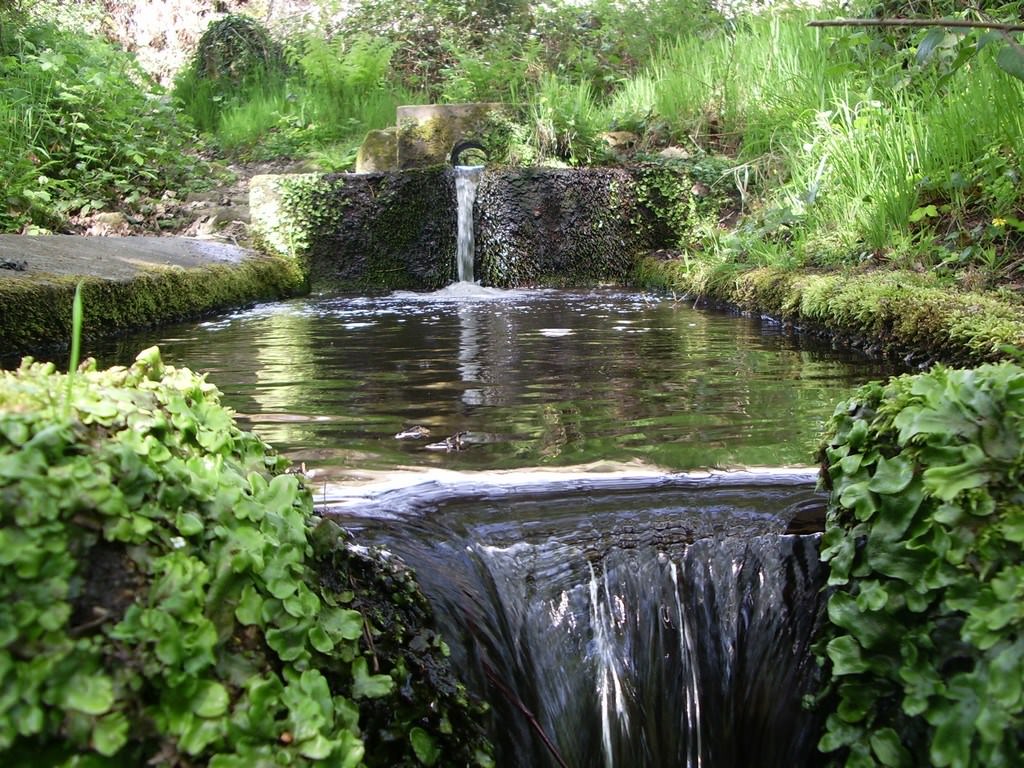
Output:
top-left (56, 286), bottom-right (906, 767)
top-left (455, 165), bottom-right (484, 283)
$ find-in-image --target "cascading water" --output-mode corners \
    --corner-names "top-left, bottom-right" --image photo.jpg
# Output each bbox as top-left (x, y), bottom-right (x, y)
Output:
top-left (330, 471), bottom-right (829, 768)
top-left (455, 165), bottom-right (484, 283)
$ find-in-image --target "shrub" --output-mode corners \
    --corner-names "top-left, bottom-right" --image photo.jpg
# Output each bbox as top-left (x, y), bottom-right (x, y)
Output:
top-left (0, 348), bottom-right (492, 766)
top-left (816, 362), bottom-right (1024, 767)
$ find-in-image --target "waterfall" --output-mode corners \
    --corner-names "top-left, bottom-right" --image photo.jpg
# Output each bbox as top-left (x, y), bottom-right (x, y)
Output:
top-left (455, 165), bottom-right (483, 283)
top-left (330, 474), bottom-right (829, 768)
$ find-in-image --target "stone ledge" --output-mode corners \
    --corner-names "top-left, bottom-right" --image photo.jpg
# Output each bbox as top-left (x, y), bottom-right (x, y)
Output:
top-left (0, 235), bottom-right (305, 360)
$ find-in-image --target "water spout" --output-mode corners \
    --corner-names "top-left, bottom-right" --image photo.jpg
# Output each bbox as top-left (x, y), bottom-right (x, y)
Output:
top-left (455, 165), bottom-right (483, 283)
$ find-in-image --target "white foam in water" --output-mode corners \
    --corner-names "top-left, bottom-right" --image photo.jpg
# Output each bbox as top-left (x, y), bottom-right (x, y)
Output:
top-left (391, 283), bottom-right (534, 302)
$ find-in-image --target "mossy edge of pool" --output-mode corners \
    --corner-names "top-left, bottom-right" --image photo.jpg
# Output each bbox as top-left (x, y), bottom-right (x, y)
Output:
top-left (0, 252), bottom-right (306, 360)
top-left (631, 256), bottom-right (1024, 368)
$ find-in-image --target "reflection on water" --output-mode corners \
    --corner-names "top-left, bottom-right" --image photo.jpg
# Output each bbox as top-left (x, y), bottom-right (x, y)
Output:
top-left (58, 288), bottom-right (901, 480)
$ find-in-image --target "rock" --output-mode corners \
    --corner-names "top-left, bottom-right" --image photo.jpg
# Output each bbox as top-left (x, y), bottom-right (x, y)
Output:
top-left (93, 211), bottom-right (128, 229)
top-left (659, 146), bottom-right (691, 161)
top-left (396, 103), bottom-right (511, 169)
top-left (601, 131), bottom-right (639, 149)
top-left (356, 127), bottom-right (399, 173)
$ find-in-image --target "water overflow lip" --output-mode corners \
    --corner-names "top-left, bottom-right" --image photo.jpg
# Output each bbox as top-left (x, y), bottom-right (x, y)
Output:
top-left (325, 468), bottom-right (829, 768)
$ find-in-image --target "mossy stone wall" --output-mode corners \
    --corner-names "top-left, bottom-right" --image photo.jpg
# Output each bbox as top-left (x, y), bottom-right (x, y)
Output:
top-left (475, 167), bottom-right (659, 287)
top-left (631, 258), bottom-right (1024, 366)
top-left (251, 169), bottom-right (458, 291)
top-left (251, 164), bottom-right (706, 290)
top-left (0, 255), bottom-right (303, 360)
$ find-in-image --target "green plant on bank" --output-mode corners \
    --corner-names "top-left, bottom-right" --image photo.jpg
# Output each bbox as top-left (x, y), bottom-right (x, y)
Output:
top-left (631, 155), bottom-right (739, 258)
top-left (0, 347), bottom-right (493, 766)
top-left (173, 15), bottom-right (415, 163)
top-left (815, 362), bottom-right (1024, 767)
top-left (0, 12), bottom-right (204, 232)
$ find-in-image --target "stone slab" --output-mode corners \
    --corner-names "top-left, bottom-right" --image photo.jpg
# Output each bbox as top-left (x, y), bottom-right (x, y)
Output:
top-left (0, 235), bottom-right (253, 281)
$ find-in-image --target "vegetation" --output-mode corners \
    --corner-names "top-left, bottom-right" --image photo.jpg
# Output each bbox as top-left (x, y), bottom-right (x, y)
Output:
top-left (0, 347), bottom-right (493, 766)
top-left (0, 253), bottom-right (306, 359)
top-left (0, 11), bottom-right (204, 232)
top-left (816, 361), bottom-right (1024, 767)
top-left (2, 0), bottom-right (1021, 287)
top-left (631, 258), bottom-right (1024, 367)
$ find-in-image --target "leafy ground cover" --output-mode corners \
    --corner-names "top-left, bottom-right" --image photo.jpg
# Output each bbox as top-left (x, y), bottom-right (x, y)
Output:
top-left (0, 10), bottom-right (207, 233)
top-left (816, 361), bottom-right (1024, 767)
top-left (0, 347), bottom-right (493, 767)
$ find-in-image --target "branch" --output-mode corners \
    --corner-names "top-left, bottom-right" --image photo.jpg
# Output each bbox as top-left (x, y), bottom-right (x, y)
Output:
top-left (807, 18), bottom-right (1024, 33)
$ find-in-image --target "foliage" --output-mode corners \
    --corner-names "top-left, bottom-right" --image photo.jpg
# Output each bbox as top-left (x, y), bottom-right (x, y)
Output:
top-left (608, 7), bottom-right (1024, 274)
top-left (174, 16), bottom-right (413, 162)
top-left (815, 362), bottom-right (1024, 767)
top-left (193, 14), bottom-right (286, 85)
top-left (631, 154), bottom-right (739, 254)
top-left (0, 14), bottom-right (204, 232)
top-left (0, 348), bottom-right (492, 766)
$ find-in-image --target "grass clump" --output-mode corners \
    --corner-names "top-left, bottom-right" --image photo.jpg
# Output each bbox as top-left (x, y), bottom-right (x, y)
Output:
top-left (173, 15), bottom-right (417, 167)
top-left (0, 348), bottom-right (493, 766)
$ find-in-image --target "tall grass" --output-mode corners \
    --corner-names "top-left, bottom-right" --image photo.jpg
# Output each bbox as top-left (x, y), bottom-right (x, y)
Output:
top-left (174, 31), bottom-right (416, 163)
top-left (610, 9), bottom-right (1024, 266)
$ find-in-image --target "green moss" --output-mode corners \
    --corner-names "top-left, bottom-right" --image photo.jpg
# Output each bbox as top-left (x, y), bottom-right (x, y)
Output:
top-left (631, 258), bottom-right (1024, 365)
top-left (251, 170), bottom-right (456, 291)
top-left (355, 128), bottom-right (399, 173)
top-left (0, 256), bottom-right (305, 358)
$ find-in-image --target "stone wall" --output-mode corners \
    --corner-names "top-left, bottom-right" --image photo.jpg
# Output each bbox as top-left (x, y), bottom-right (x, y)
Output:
top-left (251, 168), bottom-right (457, 291)
top-left (476, 167), bottom-right (653, 286)
top-left (251, 164), bottom-right (713, 290)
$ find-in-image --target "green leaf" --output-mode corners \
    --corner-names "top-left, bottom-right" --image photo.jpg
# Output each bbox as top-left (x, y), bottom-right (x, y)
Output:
top-left (871, 727), bottom-right (912, 767)
top-left (868, 455), bottom-right (913, 495)
top-left (64, 674), bottom-right (115, 715)
top-left (410, 726), bottom-right (441, 766)
top-left (930, 715), bottom-right (973, 767)
top-left (235, 584), bottom-right (263, 626)
top-left (176, 511), bottom-right (204, 537)
top-left (828, 590), bottom-right (894, 648)
top-left (838, 480), bottom-right (877, 521)
top-left (92, 712), bottom-right (129, 756)
top-left (922, 445), bottom-right (989, 501)
top-left (916, 28), bottom-right (946, 64)
top-left (193, 680), bottom-right (230, 718)
top-left (908, 204), bottom-right (939, 223)
top-left (321, 606), bottom-right (363, 642)
top-left (298, 733), bottom-right (335, 760)
top-left (309, 625), bottom-right (334, 654)
top-left (996, 43), bottom-right (1024, 82)
top-left (826, 635), bottom-right (869, 676)
top-left (351, 656), bottom-right (394, 699)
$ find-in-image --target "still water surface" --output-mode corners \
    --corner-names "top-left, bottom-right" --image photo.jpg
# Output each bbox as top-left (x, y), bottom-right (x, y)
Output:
top-left (76, 287), bottom-right (902, 481)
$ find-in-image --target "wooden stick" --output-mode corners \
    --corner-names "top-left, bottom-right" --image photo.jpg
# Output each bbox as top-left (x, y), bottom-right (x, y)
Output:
top-left (807, 17), bottom-right (1024, 33)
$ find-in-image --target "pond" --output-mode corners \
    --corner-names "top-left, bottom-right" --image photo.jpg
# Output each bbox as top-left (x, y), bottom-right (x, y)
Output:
top-left (77, 286), bottom-right (903, 767)
top-left (84, 286), bottom-right (898, 485)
